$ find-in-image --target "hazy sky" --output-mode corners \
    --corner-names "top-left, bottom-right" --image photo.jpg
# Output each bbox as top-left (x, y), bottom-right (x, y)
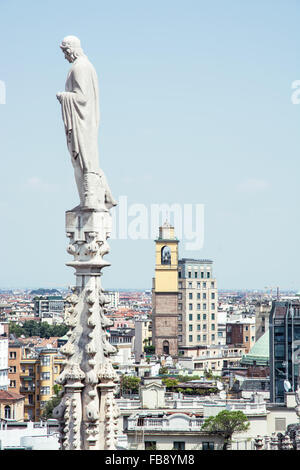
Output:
top-left (0, 0), bottom-right (300, 291)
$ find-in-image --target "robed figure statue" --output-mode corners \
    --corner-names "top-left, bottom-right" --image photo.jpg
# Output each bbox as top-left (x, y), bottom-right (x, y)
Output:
top-left (56, 35), bottom-right (116, 210)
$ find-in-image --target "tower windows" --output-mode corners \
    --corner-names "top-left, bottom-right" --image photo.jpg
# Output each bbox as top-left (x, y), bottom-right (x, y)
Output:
top-left (161, 246), bottom-right (171, 265)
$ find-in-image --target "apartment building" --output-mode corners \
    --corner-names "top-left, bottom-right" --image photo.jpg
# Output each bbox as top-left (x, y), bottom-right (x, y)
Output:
top-left (226, 318), bottom-right (256, 353)
top-left (255, 299), bottom-right (271, 341)
top-left (34, 295), bottom-right (64, 321)
top-left (0, 323), bottom-right (9, 391)
top-left (177, 259), bottom-right (218, 353)
top-left (8, 344), bottom-right (64, 421)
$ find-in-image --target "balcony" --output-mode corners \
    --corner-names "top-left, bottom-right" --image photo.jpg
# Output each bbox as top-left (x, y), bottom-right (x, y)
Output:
top-left (20, 386), bottom-right (35, 393)
top-left (127, 415), bottom-right (204, 433)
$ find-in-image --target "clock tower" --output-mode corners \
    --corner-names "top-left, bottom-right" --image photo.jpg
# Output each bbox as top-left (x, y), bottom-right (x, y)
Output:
top-left (152, 222), bottom-right (179, 357)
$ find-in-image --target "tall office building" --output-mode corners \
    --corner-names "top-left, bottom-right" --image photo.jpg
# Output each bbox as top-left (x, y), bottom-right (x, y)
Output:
top-left (177, 259), bottom-right (218, 354)
top-left (152, 222), bottom-right (179, 357)
top-left (269, 300), bottom-right (300, 403)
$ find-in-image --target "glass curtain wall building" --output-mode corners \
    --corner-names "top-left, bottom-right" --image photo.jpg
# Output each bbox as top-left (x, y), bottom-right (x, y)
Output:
top-left (269, 300), bottom-right (300, 403)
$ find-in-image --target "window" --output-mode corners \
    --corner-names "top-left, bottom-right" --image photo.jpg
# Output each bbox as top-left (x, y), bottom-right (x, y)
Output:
top-left (275, 418), bottom-right (286, 432)
top-left (188, 272), bottom-right (191, 278)
top-left (207, 272), bottom-right (210, 278)
top-left (203, 282), bottom-right (206, 288)
top-left (178, 314), bottom-right (182, 321)
top-left (212, 324), bottom-right (215, 330)
top-left (173, 442), bottom-right (185, 450)
top-left (211, 334), bottom-right (215, 342)
top-left (203, 293), bottom-right (206, 300)
top-left (41, 372), bottom-right (50, 380)
top-left (211, 313), bottom-right (215, 320)
top-left (41, 355), bottom-right (51, 366)
top-left (203, 303), bottom-right (207, 310)
top-left (211, 292), bottom-right (215, 299)
top-left (201, 272), bottom-right (204, 278)
top-left (211, 303), bottom-right (215, 310)
top-left (178, 324), bottom-right (182, 332)
top-left (203, 314), bottom-right (207, 320)
top-left (203, 335), bottom-right (207, 341)
top-left (9, 366), bottom-right (16, 373)
top-left (145, 442), bottom-right (157, 450)
top-left (189, 304), bottom-right (193, 311)
top-left (197, 304), bottom-right (200, 310)
top-left (202, 442), bottom-right (214, 450)
top-left (4, 405), bottom-right (11, 419)
top-left (197, 293), bottom-right (201, 300)
top-left (197, 325), bottom-right (201, 331)
top-left (179, 282), bottom-right (183, 288)
top-left (9, 352), bottom-right (16, 359)
top-left (189, 325), bottom-right (193, 331)
top-left (178, 271), bottom-right (182, 278)
top-left (189, 293), bottom-right (193, 299)
top-left (197, 335), bottom-right (201, 342)
top-left (178, 293), bottom-right (182, 300)
top-left (161, 246), bottom-right (171, 265)
top-left (197, 314), bottom-right (201, 321)
top-left (197, 282), bottom-right (201, 289)
top-left (178, 335), bottom-right (182, 342)
top-left (211, 282), bottom-right (215, 288)
top-left (188, 282), bottom-right (193, 288)
top-left (163, 341), bottom-right (169, 355)
top-left (10, 380), bottom-right (16, 387)
top-left (195, 272), bottom-right (198, 278)
top-left (28, 394), bottom-right (34, 405)
top-left (189, 314), bottom-right (193, 321)
top-left (178, 304), bottom-right (182, 311)
top-left (189, 335), bottom-right (193, 342)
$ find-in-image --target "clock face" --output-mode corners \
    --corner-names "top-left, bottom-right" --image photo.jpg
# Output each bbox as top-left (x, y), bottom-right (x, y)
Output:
top-left (161, 246), bottom-right (171, 265)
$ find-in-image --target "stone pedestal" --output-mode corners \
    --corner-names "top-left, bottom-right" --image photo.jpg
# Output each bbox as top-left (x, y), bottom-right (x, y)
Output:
top-left (53, 207), bottom-right (119, 450)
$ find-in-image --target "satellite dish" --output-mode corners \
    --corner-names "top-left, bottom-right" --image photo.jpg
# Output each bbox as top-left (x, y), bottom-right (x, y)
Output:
top-left (284, 380), bottom-right (291, 392)
top-left (217, 381), bottom-right (224, 391)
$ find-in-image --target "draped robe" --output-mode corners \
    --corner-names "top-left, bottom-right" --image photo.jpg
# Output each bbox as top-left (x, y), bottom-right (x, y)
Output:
top-left (60, 55), bottom-right (100, 174)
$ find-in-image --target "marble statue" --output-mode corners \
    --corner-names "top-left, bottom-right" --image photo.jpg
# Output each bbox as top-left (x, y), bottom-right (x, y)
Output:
top-left (53, 36), bottom-right (119, 450)
top-left (56, 35), bottom-right (116, 210)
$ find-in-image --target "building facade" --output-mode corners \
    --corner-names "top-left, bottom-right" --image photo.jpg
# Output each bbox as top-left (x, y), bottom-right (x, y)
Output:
top-left (178, 259), bottom-right (218, 353)
top-left (0, 323), bottom-right (9, 391)
top-left (8, 345), bottom-right (64, 421)
top-left (34, 296), bottom-right (64, 321)
top-left (269, 300), bottom-right (300, 403)
top-left (255, 300), bottom-right (271, 341)
top-left (226, 319), bottom-right (256, 353)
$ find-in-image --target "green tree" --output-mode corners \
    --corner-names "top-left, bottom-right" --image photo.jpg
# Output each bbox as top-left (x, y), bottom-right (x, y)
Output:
top-left (162, 378), bottom-right (179, 390)
top-left (201, 410), bottom-right (250, 450)
top-left (159, 366), bottom-right (168, 375)
top-left (41, 385), bottom-right (62, 420)
top-left (121, 375), bottom-right (141, 394)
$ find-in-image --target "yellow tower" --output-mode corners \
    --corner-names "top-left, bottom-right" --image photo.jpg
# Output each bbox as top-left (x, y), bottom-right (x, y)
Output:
top-left (152, 222), bottom-right (179, 357)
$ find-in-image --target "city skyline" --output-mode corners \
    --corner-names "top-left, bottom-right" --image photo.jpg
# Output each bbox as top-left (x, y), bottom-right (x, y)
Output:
top-left (0, 1), bottom-right (300, 290)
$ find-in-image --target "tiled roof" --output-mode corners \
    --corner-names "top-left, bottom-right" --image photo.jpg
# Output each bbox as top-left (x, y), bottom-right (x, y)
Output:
top-left (0, 390), bottom-right (24, 401)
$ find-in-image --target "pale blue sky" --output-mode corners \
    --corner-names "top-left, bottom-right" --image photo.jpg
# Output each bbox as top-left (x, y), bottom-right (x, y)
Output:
top-left (0, 0), bottom-right (300, 290)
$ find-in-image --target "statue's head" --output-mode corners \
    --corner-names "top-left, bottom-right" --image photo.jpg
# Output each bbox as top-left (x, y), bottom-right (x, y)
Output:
top-left (60, 36), bottom-right (84, 63)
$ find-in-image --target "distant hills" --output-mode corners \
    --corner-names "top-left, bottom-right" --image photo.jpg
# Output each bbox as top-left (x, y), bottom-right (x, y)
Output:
top-left (29, 288), bottom-right (61, 295)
